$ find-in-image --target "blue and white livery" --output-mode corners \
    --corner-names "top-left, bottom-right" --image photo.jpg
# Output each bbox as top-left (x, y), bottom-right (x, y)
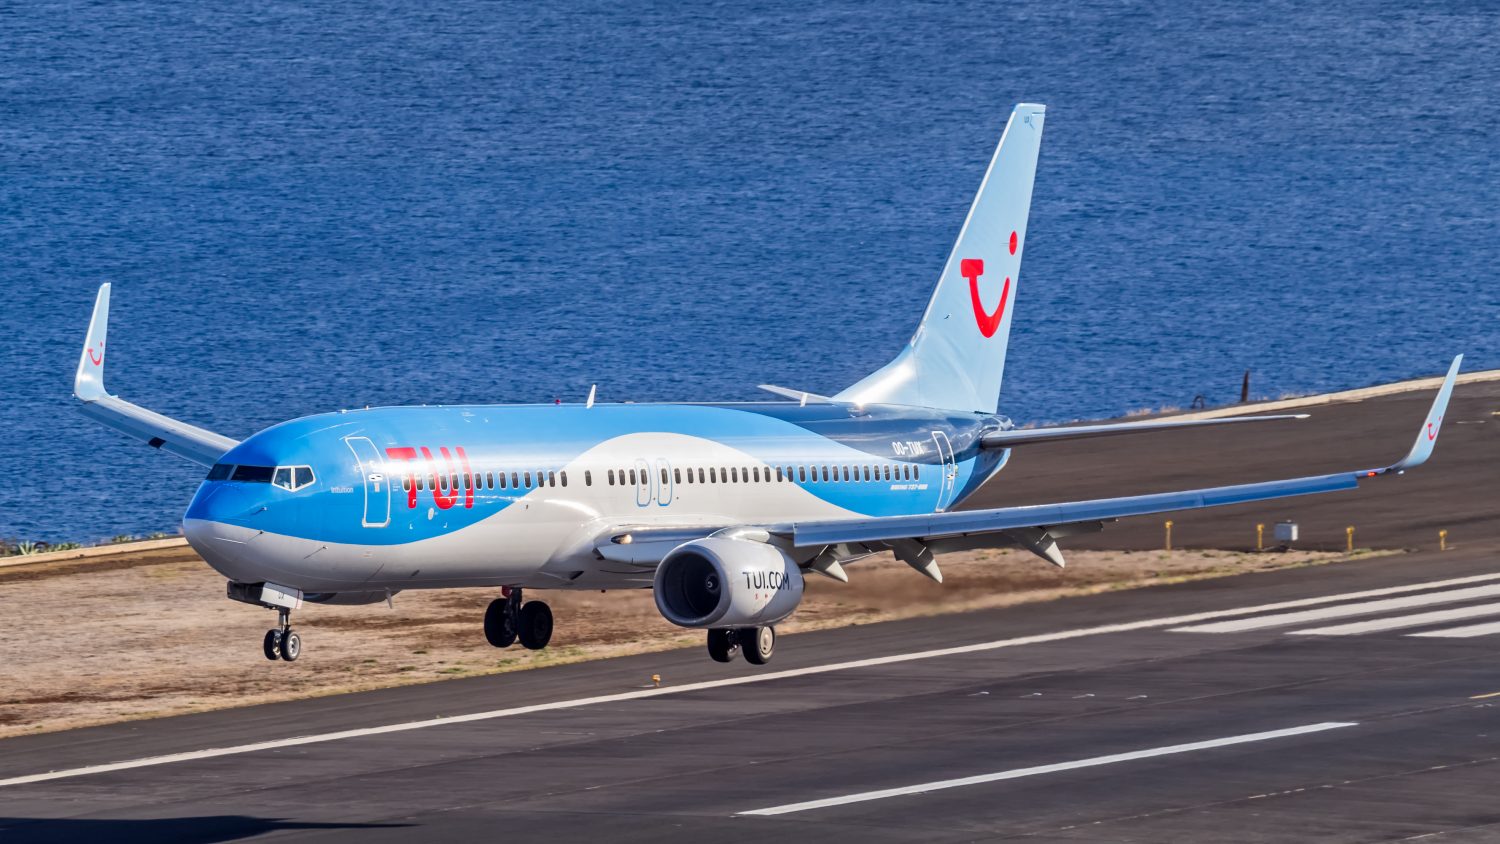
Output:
top-left (73, 103), bottom-right (1461, 665)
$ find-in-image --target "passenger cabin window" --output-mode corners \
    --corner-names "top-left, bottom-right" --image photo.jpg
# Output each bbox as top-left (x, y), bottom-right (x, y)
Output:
top-left (585, 470), bottom-right (592, 486)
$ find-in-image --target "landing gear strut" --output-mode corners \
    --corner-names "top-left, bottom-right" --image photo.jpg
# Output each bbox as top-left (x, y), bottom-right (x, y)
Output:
top-left (485, 587), bottom-right (553, 651)
top-left (263, 608), bottom-right (301, 662)
top-left (706, 626), bottom-right (775, 665)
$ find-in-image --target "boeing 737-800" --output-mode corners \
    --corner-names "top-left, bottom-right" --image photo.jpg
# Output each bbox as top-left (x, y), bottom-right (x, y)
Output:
top-left (74, 103), bottom-right (1460, 665)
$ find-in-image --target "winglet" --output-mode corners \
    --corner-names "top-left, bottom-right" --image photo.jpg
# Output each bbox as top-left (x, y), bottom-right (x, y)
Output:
top-left (1373, 355), bottom-right (1462, 475)
top-left (75, 283), bottom-right (111, 401)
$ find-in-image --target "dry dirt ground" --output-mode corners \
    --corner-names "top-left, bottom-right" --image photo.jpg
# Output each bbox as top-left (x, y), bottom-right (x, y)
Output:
top-left (0, 545), bottom-right (1366, 738)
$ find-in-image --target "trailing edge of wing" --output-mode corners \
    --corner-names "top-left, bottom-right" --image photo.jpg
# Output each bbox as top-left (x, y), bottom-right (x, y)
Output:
top-left (980, 413), bottom-right (1308, 448)
top-left (790, 473), bottom-right (1358, 548)
top-left (74, 284), bottom-right (238, 466)
top-left (792, 356), bottom-right (1461, 549)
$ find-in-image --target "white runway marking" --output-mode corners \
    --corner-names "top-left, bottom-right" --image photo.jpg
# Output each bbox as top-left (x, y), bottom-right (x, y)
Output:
top-left (4, 572), bottom-right (1497, 789)
top-left (1287, 603), bottom-right (1500, 636)
top-left (737, 721), bottom-right (1358, 816)
top-left (1171, 583), bottom-right (1500, 634)
top-left (1410, 619), bottom-right (1500, 639)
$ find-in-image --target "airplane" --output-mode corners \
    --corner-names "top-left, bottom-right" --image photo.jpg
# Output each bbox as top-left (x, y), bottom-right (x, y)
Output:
top-left (73, 103), bottom-right (1461, 665)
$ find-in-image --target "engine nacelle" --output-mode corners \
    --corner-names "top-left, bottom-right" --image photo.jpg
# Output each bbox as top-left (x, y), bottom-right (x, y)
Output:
top-left (653, 537), bottom-right (804, 629)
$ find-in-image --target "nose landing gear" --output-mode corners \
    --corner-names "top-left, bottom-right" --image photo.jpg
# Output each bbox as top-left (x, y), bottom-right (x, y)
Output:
top-left (484, 587), bottom-right (553, 651)
top-left (262, 608), bottom-right (301, 662)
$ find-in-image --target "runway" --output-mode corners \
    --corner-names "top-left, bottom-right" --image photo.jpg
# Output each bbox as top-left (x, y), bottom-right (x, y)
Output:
top-left (3, 379), bottom-right (1498, 842)
top-left (4, 542), bottom-right (1500, 842)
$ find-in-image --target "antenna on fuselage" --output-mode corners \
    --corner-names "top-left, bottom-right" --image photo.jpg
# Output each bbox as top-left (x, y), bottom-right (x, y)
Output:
top-left (586, 384), bottom-right (597, 409)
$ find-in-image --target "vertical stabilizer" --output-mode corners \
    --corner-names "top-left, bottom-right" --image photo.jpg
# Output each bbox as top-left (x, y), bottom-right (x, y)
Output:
top-left (836, 104), bottom-right (1045, 413)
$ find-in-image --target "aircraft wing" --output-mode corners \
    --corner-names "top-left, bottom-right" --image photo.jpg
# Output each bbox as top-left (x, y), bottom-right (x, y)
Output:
top-left (980, 412), bottom-right (1308, 448)
top-left (73, 284), bottom-right (239, 466)
top-left (788, 356), bottom-right (1461, 554)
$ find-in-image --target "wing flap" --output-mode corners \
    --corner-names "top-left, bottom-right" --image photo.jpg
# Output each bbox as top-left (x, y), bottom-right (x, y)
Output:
top-left (791, 473), bottom-right (1356, 548)
top-left (981, 413), bottom-right (1308, 449)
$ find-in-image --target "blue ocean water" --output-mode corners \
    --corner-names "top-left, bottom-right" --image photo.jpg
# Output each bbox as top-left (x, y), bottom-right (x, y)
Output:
top-left (2, 1), bottom-right (1497, 543)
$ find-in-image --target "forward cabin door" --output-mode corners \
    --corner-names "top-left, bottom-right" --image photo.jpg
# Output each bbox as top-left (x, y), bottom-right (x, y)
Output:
top-left (634, 457), bottom-right (653, 508)
top-left (930, 431), bottom-right (958, 512)
top-left (344, 436), bottom-right (390, 528)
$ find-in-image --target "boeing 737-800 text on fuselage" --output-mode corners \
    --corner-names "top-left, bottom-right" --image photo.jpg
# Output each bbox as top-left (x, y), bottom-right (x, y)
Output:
top-left (74, 104), bottom-right (1461, 664)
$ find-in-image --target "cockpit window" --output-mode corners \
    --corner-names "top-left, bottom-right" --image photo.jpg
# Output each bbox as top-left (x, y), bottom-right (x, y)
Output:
top-left (271, 465), bottom-right (316, 492)
top-left (231, 465), bottom-right (275, 483)
top-left (206, 463), bottom-right (234, 481)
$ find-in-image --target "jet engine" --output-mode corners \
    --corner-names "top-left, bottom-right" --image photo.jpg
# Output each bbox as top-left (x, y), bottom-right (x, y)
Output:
top-left (653, 537), bottom-right (804, 629)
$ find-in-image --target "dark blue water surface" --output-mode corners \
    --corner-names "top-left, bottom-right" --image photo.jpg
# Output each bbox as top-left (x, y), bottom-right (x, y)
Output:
top-left (3, 1), bottom-right (1498, 542)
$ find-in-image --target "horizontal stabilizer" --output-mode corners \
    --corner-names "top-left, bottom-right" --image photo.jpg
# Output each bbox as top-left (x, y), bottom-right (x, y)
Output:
top-left (981, 413), bottom-right (1307, 449)
top-left (74, 284), bottom-right (238, 466)
top-left (757, 385), bottom-right (836, 405)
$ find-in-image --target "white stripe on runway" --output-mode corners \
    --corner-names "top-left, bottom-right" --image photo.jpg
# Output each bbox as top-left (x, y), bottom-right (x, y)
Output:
top-left (1172, 583), bottom-right (1500, 634)
top-left (737, 721), bottom-right (1358, 816)
top-left (1287, 603), bottom-right (1500, 636)
top-left (1410, 619), bottom-right (1500, 639)
top-left (4, 572), bottom-right (1496, 788)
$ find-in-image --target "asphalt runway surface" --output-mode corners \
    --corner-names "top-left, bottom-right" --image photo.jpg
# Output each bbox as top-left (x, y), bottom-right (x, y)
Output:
top-left (2, 380), bottom-right (1497, 842)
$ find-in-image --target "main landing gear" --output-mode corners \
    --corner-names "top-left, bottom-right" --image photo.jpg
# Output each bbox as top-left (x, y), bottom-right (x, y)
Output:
top-left (262, 608), bottom-right (301, 662)
top-left (707, 626), bottom-right (775, 665)
top-left (485, 587), bottom-right (553, 651)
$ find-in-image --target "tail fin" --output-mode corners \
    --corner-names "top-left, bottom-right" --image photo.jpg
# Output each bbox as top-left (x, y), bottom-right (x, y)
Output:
top-left (836, 103), bottom-right (1045, 413)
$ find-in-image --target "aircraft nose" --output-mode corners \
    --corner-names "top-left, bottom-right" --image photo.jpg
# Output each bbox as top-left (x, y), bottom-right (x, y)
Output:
top-left (183, 514), bottom-right (270, 583)
top-left (183, 482), bottom-right (276, 583)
